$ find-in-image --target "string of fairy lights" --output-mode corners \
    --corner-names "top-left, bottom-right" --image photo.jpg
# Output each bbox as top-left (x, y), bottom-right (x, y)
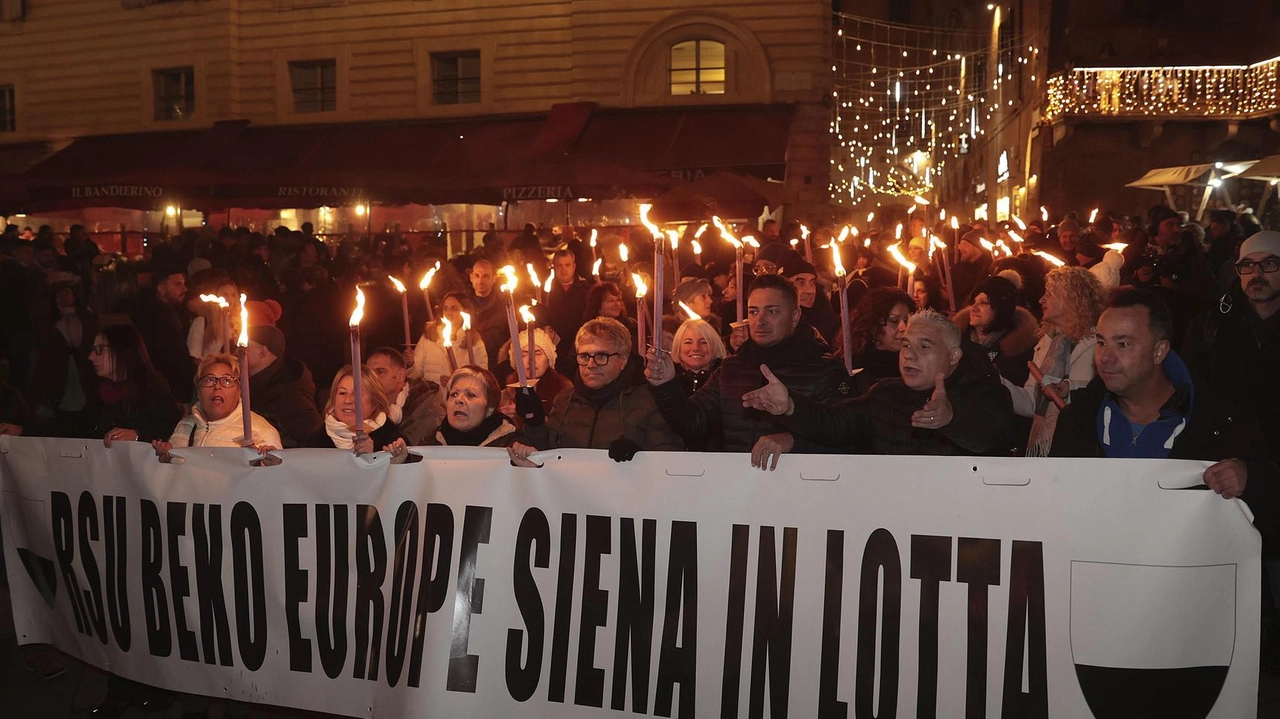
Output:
top-left (1046, 57), bottom-right (1280, 120)
top-left (830, 10), bottom-right (1043, 205)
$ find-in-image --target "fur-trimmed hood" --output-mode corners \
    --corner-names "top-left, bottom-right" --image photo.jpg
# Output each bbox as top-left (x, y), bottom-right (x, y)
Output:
top-left (953, 305), bottom-right (1041, 359)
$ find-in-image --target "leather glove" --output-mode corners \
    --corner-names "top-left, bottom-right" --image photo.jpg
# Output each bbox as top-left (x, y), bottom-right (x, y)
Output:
top-left (514, 387), bottom-right (545, 426)
top-left (608, 437), bottom-right (642, 462)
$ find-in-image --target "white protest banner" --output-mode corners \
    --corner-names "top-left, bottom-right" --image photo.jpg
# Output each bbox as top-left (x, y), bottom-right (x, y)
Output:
top-left (0, 437), bottom-right (1260, 718)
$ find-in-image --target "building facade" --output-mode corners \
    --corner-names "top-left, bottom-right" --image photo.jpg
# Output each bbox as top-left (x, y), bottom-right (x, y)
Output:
top-left (0, 0), bottom-right (833, 219)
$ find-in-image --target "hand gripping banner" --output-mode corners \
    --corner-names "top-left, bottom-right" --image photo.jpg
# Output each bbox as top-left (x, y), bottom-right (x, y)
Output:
top-left (0, 437), bottom-right (1261, 718)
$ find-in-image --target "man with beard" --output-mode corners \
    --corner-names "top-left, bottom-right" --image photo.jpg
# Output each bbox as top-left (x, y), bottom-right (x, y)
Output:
top-left (643, 274), bottom-right (849, 468)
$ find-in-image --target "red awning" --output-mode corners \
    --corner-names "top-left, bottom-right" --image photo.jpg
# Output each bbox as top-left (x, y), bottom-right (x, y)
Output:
top-left (9, 104), bottom-right (797, 210)
top-left (21, 121), bottom-right (245, 211)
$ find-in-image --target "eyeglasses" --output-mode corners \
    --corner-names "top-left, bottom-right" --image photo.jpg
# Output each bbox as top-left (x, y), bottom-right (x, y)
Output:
top-left (196, 375), bottom-right (239, 388)
top-left (752, 264), bottom-right (781, 276)
top-left (1235, 258), bottom-right (1280, 275)
top-left (90, 344), bottom-right (108, 355)
top-left (575, 352), bottom-right (620, 367)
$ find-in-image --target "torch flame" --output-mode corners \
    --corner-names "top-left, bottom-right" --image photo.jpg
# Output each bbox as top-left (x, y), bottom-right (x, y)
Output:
top-left (519, 304), bottom-right (535, 325)
top-left (1089, 207), bottom-right (1099, 224)
top-left (1033, 250), bottom-right (1066, 267)
top-left (389, 276), bottom-right (407, 293)
top-left (979, 238), bottom-right (996, 252)
top-left (837, 226), bottom-right (851, 244)
top-left (691, 239), bottom-right (702, 256)
top-left (418, 262), bottom-right (440, 291)
top-left (1011, 215), bottom-right (1027, 231)
top-left (592, 258), bottom-right (603, 277)
top-left (678, 301), bottom-right (700, 321)
top-left (996, 240), bottom-right (1013, 257)
top-left (619, 244), bottom-right (630, 262)
top-left (1008, 230), bottom-right (1025, 244)
top-left (1040, 206), bottom-right (1049, 222)
top-left (742, 235), bottom-right (760, 249)
top-left (913, 195), bottom-right (930, 205)
top-left (499, 265), bottom-right (519, 293)
top-left (349, 287), bottom-right (365, 327)
top-left (441, 316), bottom-right (453, 348)
top-left (1102, 242), bottom-right (1129, 253)
top-left (632, 273), bottom-right (648, 298)
top-left (832, 242), bottom-right (846, 278)
top-left (666, 229), bottom-right (679, 250)
top-left (543, 276), bottom-right (552, 294)
top-left (199, 294), bottom-right (229, 309)
top-left (237, 293), bottom-right (249, 347)
top-left (712, 216), bottom-right (741, 249)
top-left (895, 223), bottom-right (903, 240)
top-left (526, 263), bottom-right (540, 288)
top-left (639, 203), bottom-right (662, 239)
top-left (589, 228), bottom-right (598, 248)
top-left (863, 238), bottom-right (871, 248)
top-left (789, 239), bottom-right (799, 249)
top-left (694, 223), bottom-right (708, 239)
top-left (800, 224), bottom-right (810, 240)
top-left (867, 211), bottom-right (875, 223)
top-left (888, 242), bottom-right (917, 274)
top-left (460, 312), bottom-right (472, 333)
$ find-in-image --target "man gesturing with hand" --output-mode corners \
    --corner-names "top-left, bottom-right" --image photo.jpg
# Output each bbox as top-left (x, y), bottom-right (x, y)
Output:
top-left (742, 309), bottom-right (1016, 456)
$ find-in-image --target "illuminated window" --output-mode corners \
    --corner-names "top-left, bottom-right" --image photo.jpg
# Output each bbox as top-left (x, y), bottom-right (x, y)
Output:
top-left (432, 51), bottom-right (481, 105)
top-left (289, 59), bottom-right (337, 113)
top-left (669, 40), bottom-right (725, 96)
top-left (153, 67), bottom-right (195, 121)
top-left (0, 85), bottom-right (13, 132)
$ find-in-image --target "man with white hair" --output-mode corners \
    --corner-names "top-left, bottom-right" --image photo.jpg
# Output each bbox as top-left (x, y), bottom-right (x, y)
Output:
top-left (741, 309), bottom-right (1016, 455)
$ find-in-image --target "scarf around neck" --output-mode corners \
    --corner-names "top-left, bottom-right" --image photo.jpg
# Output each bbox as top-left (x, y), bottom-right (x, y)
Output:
top-left (437, 410), bottom-right (512, 447)
top-left (325, 411), bottom-right (388, 450)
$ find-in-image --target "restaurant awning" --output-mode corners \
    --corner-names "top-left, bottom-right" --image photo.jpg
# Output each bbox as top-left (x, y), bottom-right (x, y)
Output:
top-left (10, 103), bottom-right (797, 211)
top-left (649, 171), bottom-right (795, 222)
top-left (1237, 154), bottom-right (1280, 182)
top-left (1126, 161), bottom-right (1256, 189)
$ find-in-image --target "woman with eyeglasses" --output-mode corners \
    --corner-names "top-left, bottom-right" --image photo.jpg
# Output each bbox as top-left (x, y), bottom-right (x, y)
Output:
top-left (838, 287), bottom-right (915, 397)
top-left (84, 325), bottom-right (183, 447)
top-left (507, 317), bottom-right (680, 463)
top-left (423, 366), bottom-right (525, 447)
top-left (153, 354), bottom-right (282, 460)
top-left (310, 364), bottom-right (414, 461)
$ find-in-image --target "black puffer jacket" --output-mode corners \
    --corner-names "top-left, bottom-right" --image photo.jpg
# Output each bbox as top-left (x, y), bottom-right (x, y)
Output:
top-left (650, 324), bottom-right (848, 451)
top-left (1050, 375), bottom-right (1280, 543)
top-left (780, 343), bottom-right (1016, 456)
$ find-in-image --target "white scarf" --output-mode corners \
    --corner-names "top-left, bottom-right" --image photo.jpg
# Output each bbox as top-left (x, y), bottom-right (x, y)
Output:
top-left (324, 411), bottom-right (388, 450)
top-left (387, 384), bottom-right (409, 423)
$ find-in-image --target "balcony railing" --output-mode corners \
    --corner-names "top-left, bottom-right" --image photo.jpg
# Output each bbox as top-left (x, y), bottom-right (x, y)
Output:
top-left (1045, 56), bottom-right (1280, 120)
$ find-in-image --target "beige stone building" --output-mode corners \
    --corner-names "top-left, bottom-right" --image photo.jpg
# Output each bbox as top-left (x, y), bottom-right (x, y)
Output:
top-left (0, 0), bottom-right (833, 223)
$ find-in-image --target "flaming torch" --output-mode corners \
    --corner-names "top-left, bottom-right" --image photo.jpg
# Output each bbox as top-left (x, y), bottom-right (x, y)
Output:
top-left (200, 294), bottom-right (231, 354)
top-left (418, 262), bottom-right (440, 322)
top-left (459, 311), bottom-right (475, 365)
top-left (349, 287), bottom-right (367, 440)
top-left (440, 316), bottom-right (458, 372)
top-left (519, 304), bottom-right (537, 380)
top-left (832, 240), bottom-right (854, 375)
top-left (389, 275), bottom-right (411, 348)
top-left (713, 215), bottom-right (744, 322)
top-left (632, 272), bottom-right (649, 352)
top-left (499, 266), bottom-right (527, 387)
top-left (237, 294), bottom-right (253, 443)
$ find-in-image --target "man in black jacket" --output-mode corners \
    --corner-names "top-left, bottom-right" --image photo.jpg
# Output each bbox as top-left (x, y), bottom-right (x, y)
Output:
top-left (645, 274), bottom-right (849, 467)
top-left (130, 265), bottom-right (195, 399)
top-left (1050, 289), bottom-right (1278, 534)
top-left (741, 308), bottom-right (1016, 456)
top-left (244, 326), bottom-right (322, 448)
top-left (542, 248), bottom-right (591, 378)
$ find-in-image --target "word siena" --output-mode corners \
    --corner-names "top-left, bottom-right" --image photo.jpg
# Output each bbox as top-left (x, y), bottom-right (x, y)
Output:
top-left (49, 493), bottom-right (1049, 717)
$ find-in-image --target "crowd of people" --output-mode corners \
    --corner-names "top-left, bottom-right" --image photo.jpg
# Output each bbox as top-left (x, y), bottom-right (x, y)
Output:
top-left (2, 202), bottom-right (1280, 709)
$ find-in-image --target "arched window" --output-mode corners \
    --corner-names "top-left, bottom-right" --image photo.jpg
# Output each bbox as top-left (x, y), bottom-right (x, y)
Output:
top-left (669, 40), bottom-right (725, 96)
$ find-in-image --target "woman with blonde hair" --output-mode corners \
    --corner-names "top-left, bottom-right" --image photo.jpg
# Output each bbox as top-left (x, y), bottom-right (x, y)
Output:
top-left (152, 353), bottom-right (281, 461)
top-left (310, 364), bottom-right (413, 461)
top-left (1004, 265), bottom-right (1108, 456)
top-left (410, 291), bottom-right (488, 384)
top-left (671, 318), bottom-right (725, 396)
top-left (186, 271), bottom-right (238, 359)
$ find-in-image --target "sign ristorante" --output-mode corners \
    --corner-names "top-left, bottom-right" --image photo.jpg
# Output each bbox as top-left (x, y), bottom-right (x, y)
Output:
top-left (276, 186), bottom-right (367, 199)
